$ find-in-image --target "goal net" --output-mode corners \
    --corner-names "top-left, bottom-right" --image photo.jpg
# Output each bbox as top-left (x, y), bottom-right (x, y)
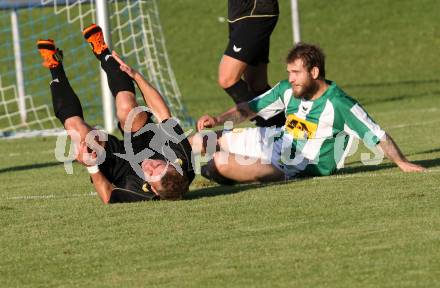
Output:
top-left (0, 0), bottom-right (192, 137)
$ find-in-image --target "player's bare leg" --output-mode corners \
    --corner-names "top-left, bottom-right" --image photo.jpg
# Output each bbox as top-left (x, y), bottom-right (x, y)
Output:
top-left (218, 55), bottom-right (248, 89)
top-left (190, 131), bottom-right (222, 155)
top-left (207, 151), bottom-right (284, 183)
top-left (218, 55), bottom-right (251, 104)
top-left (114, 91), bottom-right (147, 132)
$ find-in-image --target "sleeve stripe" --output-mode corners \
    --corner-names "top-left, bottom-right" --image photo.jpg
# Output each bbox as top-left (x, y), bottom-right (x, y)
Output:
top-left (283, 89), bottom-right (293, 106)
top-left (257, 98), bottom-right (285, 120)
top-left (248, 81), bottom-right (285, 119)
top-left (350, 104), bottom-right (385, 140)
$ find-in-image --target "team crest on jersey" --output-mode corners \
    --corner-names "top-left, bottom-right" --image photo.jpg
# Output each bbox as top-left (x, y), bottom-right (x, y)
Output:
top-left (285, 114), bottom-right (318, 140)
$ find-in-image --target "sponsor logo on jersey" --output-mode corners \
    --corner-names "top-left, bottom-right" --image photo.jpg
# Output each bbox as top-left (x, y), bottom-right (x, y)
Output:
top-left (174, 158), bottom-right (183, 167)
top-left (285, 114), bottom-right (318, 140)
top-left (233, 45), bottom-right (242, 53)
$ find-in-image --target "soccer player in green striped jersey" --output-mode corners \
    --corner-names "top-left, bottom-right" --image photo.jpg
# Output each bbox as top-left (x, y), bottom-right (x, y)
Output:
top-left (195, 43), bottom-right (425, 184)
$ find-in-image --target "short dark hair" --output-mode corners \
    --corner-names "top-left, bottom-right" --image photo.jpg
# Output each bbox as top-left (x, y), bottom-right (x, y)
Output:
top-left (286, 43), bottom-right (326, 79)
top-left (157, 168), bottom-right (189, 200)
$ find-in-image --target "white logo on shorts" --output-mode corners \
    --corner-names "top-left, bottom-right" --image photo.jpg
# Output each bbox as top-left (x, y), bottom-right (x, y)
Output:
top-left (233, 45), bottom-right (242, 53)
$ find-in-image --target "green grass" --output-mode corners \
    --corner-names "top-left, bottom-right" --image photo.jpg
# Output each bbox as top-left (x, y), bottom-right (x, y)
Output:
top-left (1, 0), bottom-right (440, 287)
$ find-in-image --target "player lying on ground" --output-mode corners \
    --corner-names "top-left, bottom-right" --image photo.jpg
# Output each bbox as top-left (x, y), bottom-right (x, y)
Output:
top-left (37, 24), bottom-right (194, 203)
top-left (194, 43), bottom-right (425, 184)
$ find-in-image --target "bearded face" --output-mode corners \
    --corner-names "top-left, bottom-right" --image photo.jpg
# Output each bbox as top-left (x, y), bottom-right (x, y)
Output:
top-left (287, 59), bottom-right (319, 100)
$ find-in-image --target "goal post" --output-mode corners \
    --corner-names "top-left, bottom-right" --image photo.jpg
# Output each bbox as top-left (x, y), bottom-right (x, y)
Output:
top-left (95, 0), bottom-right (114, 133)
top-left (0, 0), bottom-right (193, 137)
top-left (290, 0), bottom-right (301, 44)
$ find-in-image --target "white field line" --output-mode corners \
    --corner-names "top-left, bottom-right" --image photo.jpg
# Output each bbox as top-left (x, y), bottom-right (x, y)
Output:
top-left (386, 119), bottom-right (440, 129)
top-left (4, 191), bottom-right (97, 201)
top-left (374, 107), bottom-right (439, 115)
top-left (3, 169), bottom-right (440, 201)
top-left (7, 149), bottom-right (54, 157)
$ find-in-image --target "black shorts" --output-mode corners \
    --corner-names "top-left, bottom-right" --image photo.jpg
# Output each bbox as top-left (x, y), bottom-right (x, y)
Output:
top-left (224, 16), bottom-right (278, 66)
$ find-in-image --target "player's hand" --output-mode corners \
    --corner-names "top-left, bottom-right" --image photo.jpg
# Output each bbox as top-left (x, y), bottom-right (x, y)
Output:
top-left (397, 161), bottom-right (426, 172)
top-left (197, 115), bottom-right (218, 131)
top-left (76, 141), bottom-right (98, 167)
top-left (111, 51), bottom-right (139, 79)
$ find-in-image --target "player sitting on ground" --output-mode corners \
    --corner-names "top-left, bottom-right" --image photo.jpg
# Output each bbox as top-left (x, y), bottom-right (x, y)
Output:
top-left (37, 24), bottom-right (194, 203)
top-left (194, 43), bottom-right (424, 184)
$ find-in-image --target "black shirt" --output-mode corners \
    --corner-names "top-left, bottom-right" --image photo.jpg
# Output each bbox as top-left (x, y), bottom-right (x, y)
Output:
top-left (101, 118), bottom-right (195, 189)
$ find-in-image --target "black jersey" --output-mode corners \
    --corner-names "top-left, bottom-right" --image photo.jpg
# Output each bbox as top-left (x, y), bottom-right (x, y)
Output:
top-left (99, 118), bottom-right (195, 191)
top-left (131, 118), bottom-right (195, 184)
top-left (228, 0), bottom-right (279, 22)
top-left (157, 118), bottom-right (195, 184)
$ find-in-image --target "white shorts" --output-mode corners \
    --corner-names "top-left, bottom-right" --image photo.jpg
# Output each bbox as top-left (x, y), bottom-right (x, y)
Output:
top-left (221, 127), bottom-right (304, 179)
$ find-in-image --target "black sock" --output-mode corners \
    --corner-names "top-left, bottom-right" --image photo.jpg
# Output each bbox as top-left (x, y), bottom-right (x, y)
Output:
top-left (97, 48), bottom-right (117, 70)
top-left (224, 79), bottom-right (251, 104)
top-left (49, 66), bottom-right (83, 124)
top-left (201, 163), bottom-right (235, 185)
top-left (49, 63), bottom-right (67, 80)
top-left (97, 49), bottom-right (135, 97)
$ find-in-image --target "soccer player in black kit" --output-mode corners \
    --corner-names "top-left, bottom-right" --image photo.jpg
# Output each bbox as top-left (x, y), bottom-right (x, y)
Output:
top-left (219, 0), bottom-right (285, 127)
top-left (37, 24), bottom-right (194, 203)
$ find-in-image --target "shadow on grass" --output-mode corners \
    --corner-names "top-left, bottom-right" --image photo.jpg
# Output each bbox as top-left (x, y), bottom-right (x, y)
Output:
top-left (188, 158), bottom-right (440, 200)
top-left (360, 90), bottom-right (440, 105)
top-left (336, 157), bottom-right (440, 174)
top-left (342, 78), bottom-right (440, 89)
top-left (340, 79), bottom-right (440, 105)
top-left (413, 148), bottom-right (440, 155)
top-left (0, 161), bottom-right (62, 174)
top-left (186, 181), bottom-right (289, 200)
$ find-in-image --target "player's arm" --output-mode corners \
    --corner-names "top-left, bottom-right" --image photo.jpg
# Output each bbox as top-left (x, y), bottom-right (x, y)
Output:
top-left (132, 73), bottom-right (171, 121)
top-left (378, 133), bottom-right (425, 172)
top-left (340, 100), bottom-right (425, 173)
top-left (198, 81), bottom-right (285, 131)
top-left (111, 51), bottom-right (171, 122)
top-left (76, 141), bottom-right (114, 204)
top-left (197, 102), bottom-right (256, 131)
top-left (89, 171), bottom-right (114, 204)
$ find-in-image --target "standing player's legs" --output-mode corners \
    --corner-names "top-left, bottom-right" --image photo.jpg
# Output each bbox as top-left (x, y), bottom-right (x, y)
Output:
top-left (243, 63), bottom-right (269, 93)
top-left (245, 62), bottom-right (286, 128)
top-left (82, 24), bottom-right (147, 133)
top-left (219, 17), bottom-right (284, 127)
top-left (219, 19), bottom-right (253, 104)
top-left (218, 55), bottom-right (249, 103)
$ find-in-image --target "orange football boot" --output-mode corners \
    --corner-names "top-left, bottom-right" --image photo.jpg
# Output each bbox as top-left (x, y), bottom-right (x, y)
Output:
top-left (37, 39), bottom-right (63, 68)
top-left (83, 24), bottom-right (108, 55)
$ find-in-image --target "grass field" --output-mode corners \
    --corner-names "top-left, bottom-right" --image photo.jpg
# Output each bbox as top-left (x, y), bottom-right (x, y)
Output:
top-left (1, 0), bottom-right (440, 287)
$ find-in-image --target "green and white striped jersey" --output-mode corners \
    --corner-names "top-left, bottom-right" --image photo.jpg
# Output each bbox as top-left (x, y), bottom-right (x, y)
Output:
top-left (248, 80), bottom-right (385, 176)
